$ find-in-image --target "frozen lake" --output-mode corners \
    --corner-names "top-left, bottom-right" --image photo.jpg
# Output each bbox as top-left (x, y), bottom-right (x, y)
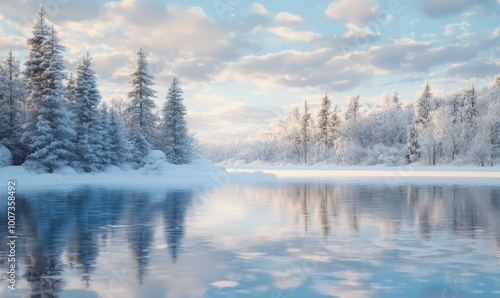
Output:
top-left (1, 182), bottom-right (500, 297)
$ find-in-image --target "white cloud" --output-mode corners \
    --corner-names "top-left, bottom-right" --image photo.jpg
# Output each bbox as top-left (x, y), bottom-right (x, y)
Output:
top-left (343, 22), bottom-right (379, 39)
top-left (444, 21), bottom-right (470, 36)
top-left (325, 0), bottom-right (380, 23)
top-left (220, 48), bottom-right (370, 91)
top-left (186, 103), bottom-right (277, 140)
top-left (251, 3), bottom-right (270, 15)
top-left (268, 27), bottom-right (321, 42)
top-left (418, 0), bottom-right (495, 18)
top-left (274, 12), bottom-right (303, 23)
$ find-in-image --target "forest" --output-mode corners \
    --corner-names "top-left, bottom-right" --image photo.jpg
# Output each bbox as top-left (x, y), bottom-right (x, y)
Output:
top-left (0, 7), bottom-right (192, 172)
top-left (201, 77), bottom-right (500, 167)
top-left (0, 7), bottom-right (499, 173)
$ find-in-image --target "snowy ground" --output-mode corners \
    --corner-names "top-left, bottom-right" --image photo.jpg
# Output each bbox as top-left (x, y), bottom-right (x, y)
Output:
top-left (0, 160), bottom-right (276, 191)
top-left (2, 160), bottom-right (500, 192)
top-left (225, 163), bottom-right (500, 185)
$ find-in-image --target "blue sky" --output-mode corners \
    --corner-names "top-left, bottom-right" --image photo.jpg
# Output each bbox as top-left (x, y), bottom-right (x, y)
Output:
top-left (0, 0), bottom-right (499, 140)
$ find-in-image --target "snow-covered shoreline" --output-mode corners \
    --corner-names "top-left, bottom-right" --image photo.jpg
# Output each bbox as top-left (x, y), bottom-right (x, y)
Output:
top-left (225, 164), bottom-right (500, 185)
top-left (2, 161), bottom-right (500, 192)
top-left (0, 160), bottom-right (276, 191)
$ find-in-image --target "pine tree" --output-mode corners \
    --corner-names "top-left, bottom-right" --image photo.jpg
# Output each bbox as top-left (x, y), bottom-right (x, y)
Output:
top-left (129, 128), bottom-right (152, 166)
top-left (98, 103), bottom-right (113, 167)
top-left (461, 81), bottom-right (477, 124)
top-left (415, 81), bottom-right (433, 128)
top-left (72, 52), bottom-right (104, 172)
top-left (345, 95), bottom-right (360, 120)
top-left (160, 76), bottom-right (192, 164)
top-left (0, 50), bottom-right (26, 165)
top-left (64, 72), bottom-right (77, 112)
top-left (125, 47), bottom-right (158, 147)
top-left (22, 12), bottom-right (76, 172)
top-left (108, 107), bottom-right (131, 165)
top-left (406, 125), bottom-right (420, 164)
top-left (317, 91), bottom-right (331, 148)
top-left (300, 100), bottom-right (311, 164)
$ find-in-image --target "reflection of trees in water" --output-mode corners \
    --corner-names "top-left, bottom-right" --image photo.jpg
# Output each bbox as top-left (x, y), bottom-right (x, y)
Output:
top-left (160, 191), bottom-right (193, 263)
top-left (266, 183), bottom-right (500, 245)
top-left (13, 187), bottom-right (131, 296)
top-left (2, 187), bottom-right (193, 296)
top-left (125, 192), bottom-right (154, 284)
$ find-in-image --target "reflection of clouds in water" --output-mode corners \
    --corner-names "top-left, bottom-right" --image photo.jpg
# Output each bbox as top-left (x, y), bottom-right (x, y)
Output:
top-left (312, 271), bottom-right (375, 298)
top-left (3, 183), bottom-right (500, 297)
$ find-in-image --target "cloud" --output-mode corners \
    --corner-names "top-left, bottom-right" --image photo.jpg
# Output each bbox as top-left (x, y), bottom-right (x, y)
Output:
top-left (444, 21), bottom-right (469, 36)
top-left (418, 0), bottom-right (498, 18)
top-left (325, 0), bottom-right (380, 23)
top-left (0, 0), bottom-right (104, 23)
top-left (186, 103), bottom-right (277, 140)
top-left (0, 25), bottom-right (25, 51)
top-left (444, 58), bottom-right (500, 79)
top-left (220, 48), bottom-right (370, 91)
top-left (268, 27), bottom-right (321, 42)
top-left (274, 12), bottom-right (303, 24)
top-left (251, 3), bottom-right (270, 16)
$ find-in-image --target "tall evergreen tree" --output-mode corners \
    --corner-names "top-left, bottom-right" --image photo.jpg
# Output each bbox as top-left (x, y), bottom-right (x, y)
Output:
top-left (300, 100), bottom-right (311, 164)
top-left (345, 95), bottom-right (360, 120)
top-left (72, 52), bottom-right (104, 172)
top-left (317, 91), bottom-right (332, 148)
top-left (161, 76), bottom-right (192, 164)
top-left (108, 107), bottom-right (131, 165)
top-left (415, 80), bottom-right (433, 128)
top-left (22, 10), bottom-right (76, 172)
top-left (125, 47), bottom-right (158, 146)
top-left (0, 50), bottom-right (26, 164)
top-left (406, 125), bottom-right (420, 164)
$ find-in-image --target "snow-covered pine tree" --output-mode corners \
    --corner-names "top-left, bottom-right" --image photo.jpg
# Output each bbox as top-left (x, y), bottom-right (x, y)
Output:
top-left (22, 22), bottom-right (76, 172)
top-left (108, 107), bottom-right (131, 165)
top-left (129, 128), bottom-right (152, 166)
top-left (64, 72), bottom-right (77, 112)
top-left (317, 91), bottom-right (332, 148)
top-left (0, 50), bottom-right (26, 165)
top-left (345, 95), bottom-right (360, 120)
top-left (125, 47), bottom-right (158, 148)
top-left (415, 80), bottom-right (433, 128)
top-left (98, 102), bottom-right (113, 168)
top-left (160, 76), bottom-right (193, 164)
top-left (300, 100), bottom-right (311, 164)
top-left (72, 52), bottom-right (104, 172)
top-left (461, 81), bottom-right (477, 124)
top-left (406, 125), bottom-right (420, 164)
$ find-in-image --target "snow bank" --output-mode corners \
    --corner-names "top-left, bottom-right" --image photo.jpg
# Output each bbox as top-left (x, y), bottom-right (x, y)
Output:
top-left (0, 145), bottom-right (13, 167)
top-left (0, 160), bottom-right (277, 191)
top-left (226, 165), bottom-right (500, 185)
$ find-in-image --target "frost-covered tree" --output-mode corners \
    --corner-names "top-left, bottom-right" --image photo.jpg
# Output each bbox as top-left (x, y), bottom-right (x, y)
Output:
top-left (300, 100), bottom-right (311, 164)
top-left (160, 76), bottom-right (192, 164)
top-left (129, 129), bottom-right (152, 166)
top-left (72, 52), bottom-right (104, 172)
top-left (345, 95), bottom-right (360, 120)
top-left (22, 14), bottom-right (76, 172)
top-left (125, 47), bottom-right (158, 146)
top-left (406, 125), bottom-right (419, 164)
top-left (316, 91), bottom-right (332, 148)
top-left (415, 81), bottom-right (433, 128)
top-left (108, 107), bottom-right (131, 165)
top-left (0, 50), bottom-right (26, 165)
top-left (64, 72), bottom-right (77, 111)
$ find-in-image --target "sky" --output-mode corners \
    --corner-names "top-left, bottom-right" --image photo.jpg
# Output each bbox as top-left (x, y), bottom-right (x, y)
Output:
top-left (0, 0), bottom-right (499, 140)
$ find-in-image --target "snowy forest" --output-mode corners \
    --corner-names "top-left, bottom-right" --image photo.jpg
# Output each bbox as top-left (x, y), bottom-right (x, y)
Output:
top-left (0, 7), bottom-right (499, 173)
top-left (202, 78), bottom-right (500, 167)
top-left (0, 7), bottom-right (193, 172)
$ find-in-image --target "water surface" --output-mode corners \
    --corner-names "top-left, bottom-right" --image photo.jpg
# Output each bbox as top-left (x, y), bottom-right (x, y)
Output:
top-left (1, 183), bottom-right (499, 297)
